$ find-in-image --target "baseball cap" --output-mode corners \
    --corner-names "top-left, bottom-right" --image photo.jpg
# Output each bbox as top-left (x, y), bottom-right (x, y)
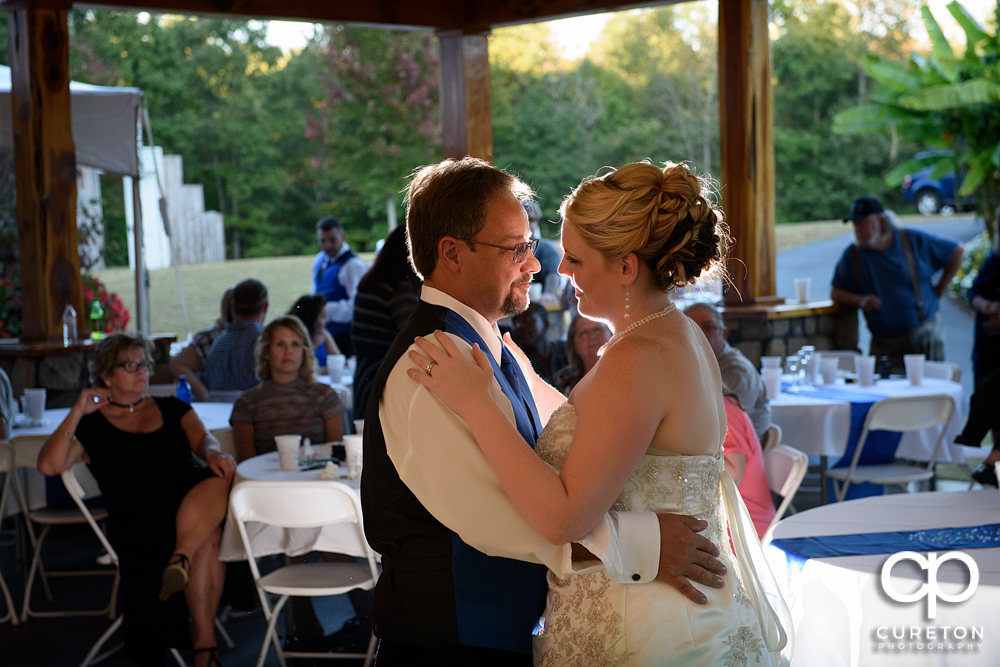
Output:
top-left (843, 196), bottom-right (884, 223)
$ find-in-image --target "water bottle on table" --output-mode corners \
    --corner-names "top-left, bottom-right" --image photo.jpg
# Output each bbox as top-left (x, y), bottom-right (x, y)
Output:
top-left (62, 304), bottom-right (77, 346)
top-left (176, 375), bottom-right (192, 404)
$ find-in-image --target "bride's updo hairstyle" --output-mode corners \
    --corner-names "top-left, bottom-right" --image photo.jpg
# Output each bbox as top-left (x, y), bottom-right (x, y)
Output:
top-left (559, 161), bottom-right (728, 291)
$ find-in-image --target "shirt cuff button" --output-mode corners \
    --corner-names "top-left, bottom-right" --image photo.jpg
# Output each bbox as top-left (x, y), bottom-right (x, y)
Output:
top-left (632, 573), bottom-right (641, 582)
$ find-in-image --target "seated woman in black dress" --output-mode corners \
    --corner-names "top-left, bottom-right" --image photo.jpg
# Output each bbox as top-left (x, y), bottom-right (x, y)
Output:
top-left (38, 333), bottom-right (235, 667)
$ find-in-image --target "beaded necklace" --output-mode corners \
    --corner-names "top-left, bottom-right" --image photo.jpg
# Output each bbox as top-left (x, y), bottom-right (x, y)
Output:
top-left (599, 303), bottom-right (677, 355)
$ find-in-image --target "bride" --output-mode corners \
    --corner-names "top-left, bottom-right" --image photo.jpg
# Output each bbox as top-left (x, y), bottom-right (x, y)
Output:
top-left (408, 161), bottom-right (789, 666)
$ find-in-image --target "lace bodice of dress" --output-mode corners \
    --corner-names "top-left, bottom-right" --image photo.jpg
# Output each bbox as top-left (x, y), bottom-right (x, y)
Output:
top-left (536, 402), bottom-right (727, 548)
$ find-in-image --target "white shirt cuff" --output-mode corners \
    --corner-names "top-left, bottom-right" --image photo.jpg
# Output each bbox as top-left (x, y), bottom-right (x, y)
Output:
top-left (574, 511), bottom-right (660, 583)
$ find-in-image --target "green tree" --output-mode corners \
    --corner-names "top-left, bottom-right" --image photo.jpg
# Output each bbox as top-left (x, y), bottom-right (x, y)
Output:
top-left (833, 0), bottom-right (1000, 239)
top-left (306, 25), bottom-right (440, 248)
top-left (770, 0), bottom-right (920, 223)
top-left (68, 11), bottom-right (321, 258)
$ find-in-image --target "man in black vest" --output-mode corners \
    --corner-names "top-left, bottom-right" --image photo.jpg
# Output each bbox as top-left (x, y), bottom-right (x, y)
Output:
top-left (312, 216), bottom-right (368, 356)
top-left (362, 158), bottom-right (726, 665)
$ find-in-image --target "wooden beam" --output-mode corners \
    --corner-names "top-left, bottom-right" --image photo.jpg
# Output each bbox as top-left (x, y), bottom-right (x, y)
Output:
top-left (42, 0), bottom-right (681, 30)
top-left (717, 0), bottom-right (775, 305)
top-left (438, 31), bottom-right (493, 162)
top-left (8, 6), bottom-right (83, 342)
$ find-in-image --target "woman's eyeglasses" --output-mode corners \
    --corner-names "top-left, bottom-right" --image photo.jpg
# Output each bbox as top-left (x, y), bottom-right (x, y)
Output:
top-left (456, 238), bottom-right (540, 263)
top-left (117, 360), bottom-right (154, 373)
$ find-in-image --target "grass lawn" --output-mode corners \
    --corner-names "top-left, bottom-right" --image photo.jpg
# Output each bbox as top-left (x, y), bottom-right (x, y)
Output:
top-left (96, 213), bottom-right (962, 339)
top-left (97, 253), bottom-right (376, 339)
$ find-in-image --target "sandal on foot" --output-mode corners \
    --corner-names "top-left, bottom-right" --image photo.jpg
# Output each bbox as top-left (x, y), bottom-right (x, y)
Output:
top-left (159, 553), bottom-right (190, 601)
top-left (192, 646), bottom-right (222, 667)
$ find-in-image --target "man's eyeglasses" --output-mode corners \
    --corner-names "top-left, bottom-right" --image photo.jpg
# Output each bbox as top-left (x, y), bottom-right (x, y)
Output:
top-left (457, 237), bottom-right (540, 263)
top-left (117, 360), bottom-right (154, 374)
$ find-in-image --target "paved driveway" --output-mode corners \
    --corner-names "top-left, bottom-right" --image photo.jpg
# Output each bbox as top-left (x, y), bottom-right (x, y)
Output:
top-left (775, 216), bottom-right (987, 403)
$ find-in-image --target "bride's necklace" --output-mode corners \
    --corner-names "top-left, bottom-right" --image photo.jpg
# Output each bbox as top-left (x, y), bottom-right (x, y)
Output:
top-left (108, 396), bottom-right (142, 413)
top-left (600, 303), bottom-right (677, 354)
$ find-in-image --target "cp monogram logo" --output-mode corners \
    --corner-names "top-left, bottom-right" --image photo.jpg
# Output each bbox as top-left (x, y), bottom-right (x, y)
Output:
top-left (881, 551), bottom-right (979, 619)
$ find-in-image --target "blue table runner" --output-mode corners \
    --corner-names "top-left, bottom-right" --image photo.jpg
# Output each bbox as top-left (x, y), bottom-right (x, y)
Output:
top-left (771, 523), bottom-right (1000, 560)
top-left (783, 384), bottom-right (897, 501)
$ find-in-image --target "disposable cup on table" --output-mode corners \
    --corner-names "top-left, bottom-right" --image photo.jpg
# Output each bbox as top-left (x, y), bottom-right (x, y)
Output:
top-left (762, 368), bottom-right (782, 400)
top-left (353, 419), bottom-right (365, 436)
top-left (856, 355), bottom-right (876, 387)
top-left (24, 388), bottom-right (46, 421)
top-left (343, 434), bottom-right (364, 480)
top-left (904, 354), bottom-right (925, 386)
top-left (794, 277), bottom-right (811, 304)
top-left (274, 435), bottom-right (302, 471)
top-left (760, 356), bottom-right (782, 369)
top-left (327, 354), bottom-right (346, 384)
top-left (820, 357), bottom-right (839, 385)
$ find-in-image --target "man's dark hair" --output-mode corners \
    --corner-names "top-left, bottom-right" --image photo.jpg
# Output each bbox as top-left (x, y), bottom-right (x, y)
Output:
top-left (316, 216), bottom-right (344, 233)
top-left (233, 279), bottom-right (268, 316)
top-left (404, 157), bottom-right (533, 280)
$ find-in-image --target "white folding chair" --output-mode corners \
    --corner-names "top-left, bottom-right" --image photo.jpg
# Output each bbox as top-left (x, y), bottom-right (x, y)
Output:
top-left (145, 384), bottom-right (177, 397)
top-left (762, 445), bottom-right (808, 540)
top-left (825, 394), bottom-right (955, 503)
top-left (12, 436), bottom-right (118, 622)
top-left (761, 424), bottom-right (783, 455)
top-left (923, 361), bottom-right (961, 382)
top-left (0, 442), bottom-right (18, 625)
top-left (230, 480), bottom-right (379, 667)
top-left (62, 466), bottom-right (186, 667)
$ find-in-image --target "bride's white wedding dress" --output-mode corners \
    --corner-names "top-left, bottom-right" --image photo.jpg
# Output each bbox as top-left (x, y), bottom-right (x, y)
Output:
top-left (533, 402), bottom-right (788, 667)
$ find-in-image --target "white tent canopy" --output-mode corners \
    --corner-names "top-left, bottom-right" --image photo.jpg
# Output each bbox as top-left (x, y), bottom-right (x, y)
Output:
top-left (0, 64), bottom-right (143, 177)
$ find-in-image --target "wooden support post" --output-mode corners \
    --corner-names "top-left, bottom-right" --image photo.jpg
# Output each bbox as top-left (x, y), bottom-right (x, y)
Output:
top-left (718, 0), bottom-right (775, 305)
top-left (7, 4), bottom-right (82, 342)
top-left (437, 31), bottom-right (493, 162)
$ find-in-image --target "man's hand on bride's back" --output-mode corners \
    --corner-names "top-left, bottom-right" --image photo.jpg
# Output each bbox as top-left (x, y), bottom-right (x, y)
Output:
top-left (655, 514), bottom-right (725, 605)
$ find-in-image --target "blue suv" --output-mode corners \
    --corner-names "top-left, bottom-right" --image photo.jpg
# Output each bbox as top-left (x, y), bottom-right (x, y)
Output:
top-left (901, 150), bottom-right (974, 216)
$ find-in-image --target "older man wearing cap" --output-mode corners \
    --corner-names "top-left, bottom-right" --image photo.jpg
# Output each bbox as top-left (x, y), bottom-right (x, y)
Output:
top-left (830, 196), bottom-right (963, 373)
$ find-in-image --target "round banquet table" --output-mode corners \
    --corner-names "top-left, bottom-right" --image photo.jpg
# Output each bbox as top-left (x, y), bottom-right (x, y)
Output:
top-left (766, 490), bottom-right (1000, 666)
top-left (218, 451), bottom-right (368, 561)
top-left (770, 377), bottom-right (966, 463)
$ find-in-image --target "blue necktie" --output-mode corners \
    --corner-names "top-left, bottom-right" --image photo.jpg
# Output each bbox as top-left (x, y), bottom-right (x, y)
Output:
top-left (500, 345), bottom-right (541, 441)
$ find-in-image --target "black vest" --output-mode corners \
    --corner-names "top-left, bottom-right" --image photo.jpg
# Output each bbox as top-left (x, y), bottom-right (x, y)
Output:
top-left (361, 301), bottom-right (548, 654)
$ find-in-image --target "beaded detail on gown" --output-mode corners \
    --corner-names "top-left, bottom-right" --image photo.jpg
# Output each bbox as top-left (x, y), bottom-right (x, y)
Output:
top-left (532, 402), bottom-right (785, 667)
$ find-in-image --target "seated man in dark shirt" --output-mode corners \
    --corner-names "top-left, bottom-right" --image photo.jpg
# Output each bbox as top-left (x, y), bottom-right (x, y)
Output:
top-left (511, 302), bottom-right (569, 386)
top-left (204, 279), bottom-right (268, 393)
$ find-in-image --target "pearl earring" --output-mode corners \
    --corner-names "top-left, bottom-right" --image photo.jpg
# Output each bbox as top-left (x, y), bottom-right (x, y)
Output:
top-left (624, 284), bottom-right (631, 319)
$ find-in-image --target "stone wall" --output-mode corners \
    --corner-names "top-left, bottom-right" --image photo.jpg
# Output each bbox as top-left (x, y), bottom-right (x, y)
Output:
top-left (721, 301), bottom-right (859, 368)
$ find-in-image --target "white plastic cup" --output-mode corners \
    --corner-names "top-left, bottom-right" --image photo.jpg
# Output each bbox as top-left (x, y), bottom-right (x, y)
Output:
top-left (760, 356), bottom-right (782, 369)
top-left (794, 277), bottom-right (811, 304)
top-left (24, 388), bottom-right (45, 421)
top-left (327, 354), bottom-right (346, 384)
top-left (821, 357), bottom-right (839, 385)
top-left (343, 434), bottom-right (364, 480)
top-left (856, 356), bottom-right (876, 387)
top-left (904, 354), bottom-right (925, 386)
top-left (762, 367), bottom-right (782, 400)
top-left (353, 419), bottom-right (365, 436)
top-left (274, 435), bottom-right (302, 471)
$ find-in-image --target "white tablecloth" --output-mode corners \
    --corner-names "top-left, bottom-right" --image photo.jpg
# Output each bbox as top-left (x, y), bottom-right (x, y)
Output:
top-left (218, 451), bottom-right (368, 561)
top-left (766, 491), bottom-right (1000, 666)
top-left (769, 378), bottom-right (966, 463)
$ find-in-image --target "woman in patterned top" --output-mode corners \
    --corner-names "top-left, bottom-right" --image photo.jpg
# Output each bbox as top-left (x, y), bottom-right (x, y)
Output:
top-left (230, 315), bottom-right (344, 462)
